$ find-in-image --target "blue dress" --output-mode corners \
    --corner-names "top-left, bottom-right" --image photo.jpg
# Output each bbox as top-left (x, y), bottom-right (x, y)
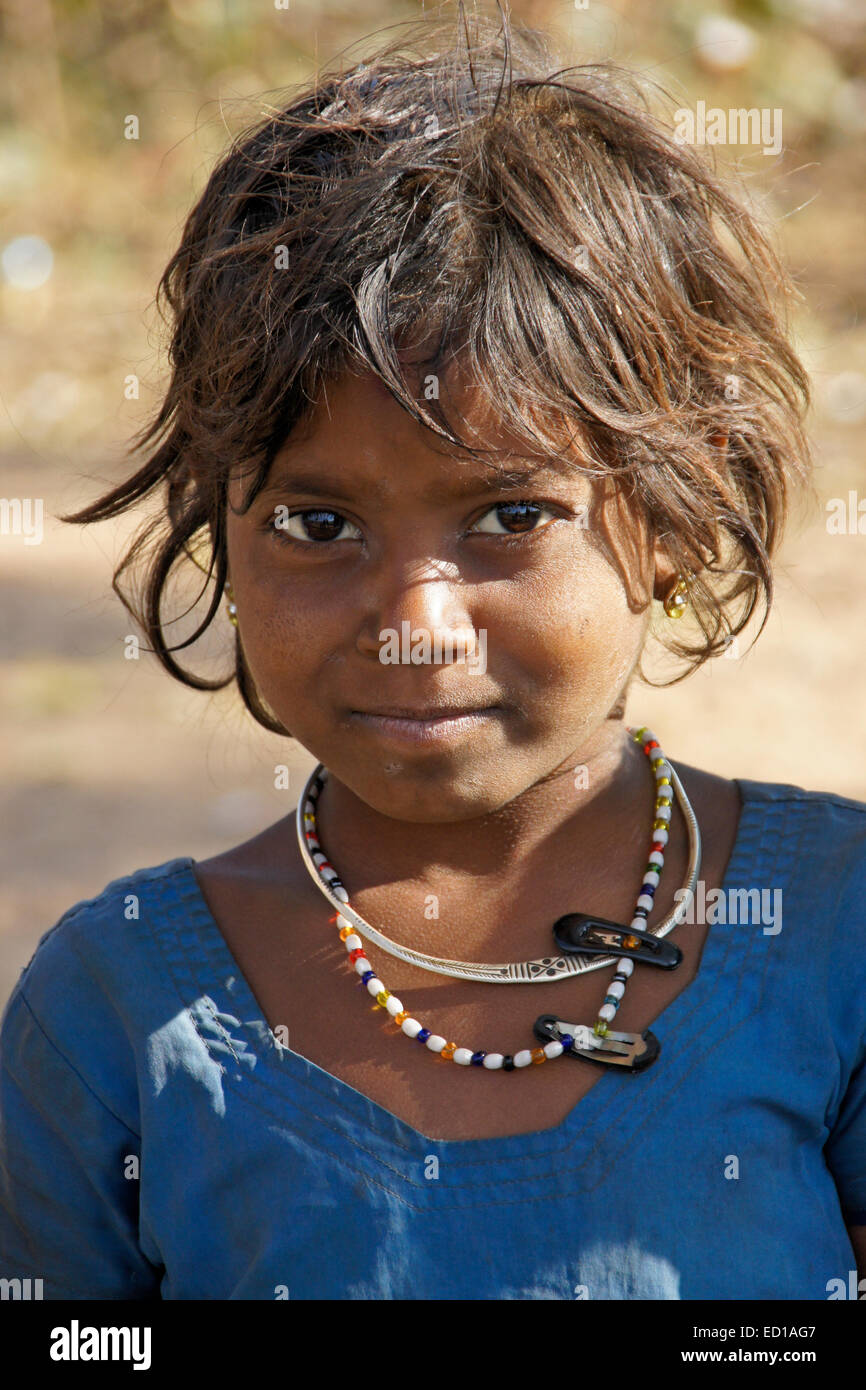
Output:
top-left (1, 777), bottom-right (864, 1300)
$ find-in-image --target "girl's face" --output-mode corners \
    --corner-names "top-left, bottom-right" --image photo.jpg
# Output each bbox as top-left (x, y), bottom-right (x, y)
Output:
top-left (225, 368), bottom-right (668, 822)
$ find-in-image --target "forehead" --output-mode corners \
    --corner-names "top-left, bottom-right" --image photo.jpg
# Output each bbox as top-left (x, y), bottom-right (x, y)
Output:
top-left (272, 366), bottom-right (589, 485)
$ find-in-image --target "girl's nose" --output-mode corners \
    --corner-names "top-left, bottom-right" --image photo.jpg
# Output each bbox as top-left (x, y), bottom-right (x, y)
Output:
top-left (355, 557), bottom-right (479, 664)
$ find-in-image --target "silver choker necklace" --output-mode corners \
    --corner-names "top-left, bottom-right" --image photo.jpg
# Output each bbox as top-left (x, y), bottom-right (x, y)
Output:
top-left (295, 748), bottom-right (701, 984)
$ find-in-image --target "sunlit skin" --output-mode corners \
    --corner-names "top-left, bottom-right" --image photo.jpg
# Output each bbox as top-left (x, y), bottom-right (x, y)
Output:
top-left (224, 364), bottom-right (680, 943)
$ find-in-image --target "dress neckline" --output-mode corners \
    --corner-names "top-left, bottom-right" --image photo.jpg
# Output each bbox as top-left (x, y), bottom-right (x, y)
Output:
top-left (159, 775), bottom-right (776, 1162)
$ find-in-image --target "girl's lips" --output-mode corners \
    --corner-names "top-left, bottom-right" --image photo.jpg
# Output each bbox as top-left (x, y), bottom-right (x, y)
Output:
top-left (349, 706), bottom-right (502, 745)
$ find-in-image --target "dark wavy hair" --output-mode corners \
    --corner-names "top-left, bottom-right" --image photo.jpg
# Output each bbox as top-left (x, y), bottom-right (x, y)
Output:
top-left (63, 4), bottom-right (815, 736)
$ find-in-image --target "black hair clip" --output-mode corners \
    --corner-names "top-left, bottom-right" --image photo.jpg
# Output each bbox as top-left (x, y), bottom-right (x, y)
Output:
top-left (533, 1014), bottom-right (660, 1071)
top-left (552, 912), bottom-right (682, 970)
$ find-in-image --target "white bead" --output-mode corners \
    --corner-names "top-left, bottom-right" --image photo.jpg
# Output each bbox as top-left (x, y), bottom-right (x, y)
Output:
top-left (312, 852), bottom-right (327, 866)
top-left (608, 980), bottom-right (626, 999)
top-left (653, 828), bottom-right (669, 845)
top-left (653, 759), bottom-right (671, 776)
top-left (304, 801), bottom-right (315, 814)
top-left (333, 887), bottom-right (349, 902)
top-left (543, 1041), bottom-right (564, 1059)
top-left (630, 916), bottom-right (646, 932)
top-left (336, 914), bottom-right (353, 931)
top-left (480, 1052), bottom-right (502, 1069)
top-left (648, 850), bottom-right (664, 866)
top-left (617, 958), bottom-right (635, 977)
top-left (513, 1050), bottom-right (533, 1068)
top-left (452, 1047), bottom-right (474, 1065)
top-left (426, 1034), bottom-right (447, 1053)
top-left (655, 804), bottom-right (672, 822)
top-left (366, 977), bottom-right (384, 997)
top-left (637, 893), bottom-right (654, 911)
top-left (344, 934), bottom-right (362, 952)
top-left (598, 1003), bottom-right (617, 1022)
top-left (642, 872), bottom-right (660, 886)
top-left (385, 995), bottom-right (403, 1017)
top-left (401, 1018), bottom-right (423, 1038)
top-left (354, 957), bottom-right (370, 976)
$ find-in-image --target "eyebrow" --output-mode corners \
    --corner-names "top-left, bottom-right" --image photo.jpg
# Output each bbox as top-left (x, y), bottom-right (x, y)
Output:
top-left (257, 460), bottom-right (575, 505)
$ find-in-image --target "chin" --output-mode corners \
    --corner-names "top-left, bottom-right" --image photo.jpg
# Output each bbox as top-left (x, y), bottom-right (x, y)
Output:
top-left (360, 763), bottom-right (521, 821)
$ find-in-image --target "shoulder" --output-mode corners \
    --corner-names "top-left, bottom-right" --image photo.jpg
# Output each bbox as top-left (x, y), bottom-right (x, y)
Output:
top-left (732, 777), bottom-right (866, 1049)
top-left (734, 776), bottom-right (866, 862)
top-left (732, 777), bottom-right (866, 919)
top-left (2, 858), bottom-right (199, 1114)
top-left (13, 856), bottom-right (198, 1010)
top-left (0, 856), bottom-right (197, 1139)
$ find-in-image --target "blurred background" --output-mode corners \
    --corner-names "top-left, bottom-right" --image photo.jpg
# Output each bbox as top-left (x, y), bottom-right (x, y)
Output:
top-left (1, 0), bottom-right (865, 1006)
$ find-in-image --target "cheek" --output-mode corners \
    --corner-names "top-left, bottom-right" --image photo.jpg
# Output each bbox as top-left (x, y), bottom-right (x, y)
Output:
top-left (488, 549), bottom-right (647, 691)
top-left (234, 573), bottom-right (333, 700)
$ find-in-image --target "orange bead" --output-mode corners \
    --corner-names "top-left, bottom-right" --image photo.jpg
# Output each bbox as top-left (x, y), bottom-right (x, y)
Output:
top-left (394, 1011), bottom-right (408, 1026)
top-left (441, 1042), bottom-right (457, 1060)
top-left (624, 934), bottom-right (641, 949)
top-left (531, 1047), bottom-right (547, 1065)
top-left (339, 925), bottom-right (353, 941)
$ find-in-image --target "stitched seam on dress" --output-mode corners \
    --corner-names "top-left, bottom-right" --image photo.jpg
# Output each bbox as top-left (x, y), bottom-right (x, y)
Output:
top-left (196, 996), bottom-right (244, 1067)
top-left (13, 989), bottom-right (143, 1141)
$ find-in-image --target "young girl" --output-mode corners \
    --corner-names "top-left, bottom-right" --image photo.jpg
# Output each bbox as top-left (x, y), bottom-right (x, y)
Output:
top-left (2, 12), bottom-right (864, 1301)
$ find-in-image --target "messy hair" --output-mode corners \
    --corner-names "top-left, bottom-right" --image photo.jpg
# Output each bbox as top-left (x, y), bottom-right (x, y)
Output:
top-left (64, 5), bottom-right (814, 736)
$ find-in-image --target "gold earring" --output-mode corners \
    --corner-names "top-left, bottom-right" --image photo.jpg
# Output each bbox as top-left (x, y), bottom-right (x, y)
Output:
top-left (663, 576), bottom-right (689, 619)
top-left (224, 580), bottom-right (238, 627)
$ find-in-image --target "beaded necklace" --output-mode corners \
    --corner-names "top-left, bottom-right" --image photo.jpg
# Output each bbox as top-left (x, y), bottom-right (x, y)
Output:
top-left (295, 726), bottom-right (699, 1072)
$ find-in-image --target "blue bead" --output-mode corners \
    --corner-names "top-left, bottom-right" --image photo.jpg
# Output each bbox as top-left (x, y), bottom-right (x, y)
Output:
top-left (642, 883), bottom-right (656, 896)
top-left (417, 1028), bottom-right (431, 1043)
top-left (470, 1051), bottom-right (486, 1065)
top-left (360, 969), bottom-right (375, 984)
top-left (561, 1035), bottom-right (574, 1050)
top-left (603, 995), bottom-right (619, 1007)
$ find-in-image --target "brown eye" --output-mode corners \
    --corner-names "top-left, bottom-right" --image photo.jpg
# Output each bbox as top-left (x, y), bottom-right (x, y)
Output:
top-left (271, 508), bottom-right (362, 544)
top-left (471, 501), bottom-right (558, 536)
